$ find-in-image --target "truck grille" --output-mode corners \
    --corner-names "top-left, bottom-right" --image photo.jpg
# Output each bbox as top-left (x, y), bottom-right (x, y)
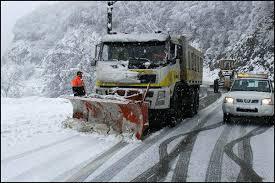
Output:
top-left (138, 74), bottom-right (156, 83)
top-left (236, 99), bottom-right (259, 103)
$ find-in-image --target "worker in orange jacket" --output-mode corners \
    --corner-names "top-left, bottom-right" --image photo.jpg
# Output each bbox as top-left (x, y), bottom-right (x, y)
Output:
top-left (71, 71), bottom-right (86, 96)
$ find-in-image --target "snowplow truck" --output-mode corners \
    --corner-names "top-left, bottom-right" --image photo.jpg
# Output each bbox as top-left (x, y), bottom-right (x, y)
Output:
top-left (214, 59), bottom-right (237, 92)
top-left (67, 33), bottom-right (203, 139)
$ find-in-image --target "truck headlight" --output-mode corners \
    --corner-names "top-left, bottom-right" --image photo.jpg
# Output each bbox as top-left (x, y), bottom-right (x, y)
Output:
top-left (155, 91), bottom-right (166, 106)
top-left (224, 97), bottom-right (234, 104)
top-left (96, 89), bottom-right (104, 95)
top-left (262, 98), bottom-right (272, 105)
top-left (156, 100), bottom-right (165, 106)
top-left (157, 91), bottom-right (165, 99)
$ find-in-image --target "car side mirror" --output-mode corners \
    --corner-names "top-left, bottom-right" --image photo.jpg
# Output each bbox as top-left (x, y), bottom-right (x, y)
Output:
top-left (91, 58), bottom-right (97, 66)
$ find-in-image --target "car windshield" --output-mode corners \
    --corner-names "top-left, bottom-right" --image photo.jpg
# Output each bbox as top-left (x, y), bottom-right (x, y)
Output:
top-left (231, 79), bottom-right (271, 92)
top-left (101, 42), bottom-right (167, 64)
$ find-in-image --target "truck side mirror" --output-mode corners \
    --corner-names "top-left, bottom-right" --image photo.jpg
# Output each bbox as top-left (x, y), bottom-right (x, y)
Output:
top-left (92, 44), bottom-right (100, 66)
top-left (168, 58), bottom-right (176, 64)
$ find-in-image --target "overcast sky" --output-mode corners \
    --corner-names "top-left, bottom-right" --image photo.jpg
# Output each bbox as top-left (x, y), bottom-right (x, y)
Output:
top-left (1, 1), bottom-right (57, 56)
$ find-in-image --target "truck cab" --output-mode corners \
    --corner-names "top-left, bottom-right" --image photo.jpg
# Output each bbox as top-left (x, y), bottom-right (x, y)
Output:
top-left (217, 59), bottom-right (237, 90)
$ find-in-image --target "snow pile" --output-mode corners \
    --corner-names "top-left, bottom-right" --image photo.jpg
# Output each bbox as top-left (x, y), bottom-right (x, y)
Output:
top-left (61, 117), bottom-right (141, 142)
top-left (87, 93), bottom-right (128, 101)
top-left (61, 117), bottom-right (118, 135)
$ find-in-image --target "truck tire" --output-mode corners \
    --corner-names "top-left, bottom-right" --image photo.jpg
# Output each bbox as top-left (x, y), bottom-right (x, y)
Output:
top-left (184, 87), bottom-right (197, 117)
top-left (148, 109), bottom-right (165, 129)
top-left (195, 88), bottom-right (199, 114)
top-left (167, 84), bottom-right (183, 127)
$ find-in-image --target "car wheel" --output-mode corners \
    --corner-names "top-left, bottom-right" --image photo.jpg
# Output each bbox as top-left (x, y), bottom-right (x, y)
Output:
top-left (269, 116), bottom-right (274, 125)
top-left (223, 113), bottom-right (231, 123)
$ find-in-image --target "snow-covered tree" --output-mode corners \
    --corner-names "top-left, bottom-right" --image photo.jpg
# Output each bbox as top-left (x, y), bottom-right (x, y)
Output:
top-left (2, 1), bottom-right (274, 97)
top-left (1, 64), bottom-right (24, 97)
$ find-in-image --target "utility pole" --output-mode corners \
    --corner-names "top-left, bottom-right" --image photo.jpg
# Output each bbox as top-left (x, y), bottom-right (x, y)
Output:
top-left (107, 1), bottom-right (116, 34)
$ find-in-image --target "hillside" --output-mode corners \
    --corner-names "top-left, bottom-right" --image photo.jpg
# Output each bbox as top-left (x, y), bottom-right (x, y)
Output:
top-left (1, 1), bottom-right (274, 97)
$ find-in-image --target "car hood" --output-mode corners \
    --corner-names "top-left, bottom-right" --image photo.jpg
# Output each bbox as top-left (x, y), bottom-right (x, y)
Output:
top-left (225, 91), bottom-right (273, 99)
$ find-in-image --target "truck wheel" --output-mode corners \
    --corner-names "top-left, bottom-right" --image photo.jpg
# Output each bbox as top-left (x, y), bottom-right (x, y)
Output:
top-left (223, 113), bottom-right (231, 123)
top-left (194, 89), bottom-right (199, 114)
top-left (167, 85), bottom-right (182, 127)
top-left (268, 116), bottom-right (274, 125)
top-left (184, 88), bottom-right (196, 117)
top-left (166, 107), bottom-right (177, 128)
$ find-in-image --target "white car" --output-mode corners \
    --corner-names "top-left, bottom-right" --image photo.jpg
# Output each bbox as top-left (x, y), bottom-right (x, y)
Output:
top-left (222, 77), bottom-right (274, 123)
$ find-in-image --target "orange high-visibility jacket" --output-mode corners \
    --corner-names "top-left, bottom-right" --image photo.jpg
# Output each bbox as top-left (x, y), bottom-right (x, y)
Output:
top-left (71, 76), bottom-right (84, 87)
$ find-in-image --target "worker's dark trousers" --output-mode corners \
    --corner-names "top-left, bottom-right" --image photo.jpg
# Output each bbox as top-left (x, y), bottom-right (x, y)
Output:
top-left (72, 86), bottom-right (85, 96)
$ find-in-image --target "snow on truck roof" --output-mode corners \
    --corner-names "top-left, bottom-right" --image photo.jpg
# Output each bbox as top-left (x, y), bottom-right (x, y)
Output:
top-left (101, 33), bottom-right (171, 42)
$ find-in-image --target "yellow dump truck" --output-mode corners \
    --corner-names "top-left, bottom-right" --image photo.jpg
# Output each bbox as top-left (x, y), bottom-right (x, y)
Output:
top-left (66, 33), bottom-right (203, 139)
top-left (93, 33), bottom-right (203, 127)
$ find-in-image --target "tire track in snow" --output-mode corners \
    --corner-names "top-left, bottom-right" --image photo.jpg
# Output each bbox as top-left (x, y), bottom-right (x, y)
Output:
top-left (132, 93), bottom-right (223, 182)
top-left (170, 117), bottom-right (223, 182)
top-left (85, 90), bottom-right (221, 182)
top-left (89, 127), bottom-right (171, 182)
top-left (1, 135), bottom-right (79, 164)
top-left (198, 91), bottom-right (221, 111)
top-left (236, 127), bottom-right (253, 182)
top-left (204, 124), bottom-right (233, 182)
top-left (62, 87), bottom-right (210, 182)
top-left (63, 92), bottom-right (208, 182)
top-left (132, 121), bottom-right (224, 182)
top-left (224, 126), bottom-right (271, 182)
top-left (52, 141), bottom-right (128, 182)
top-left (89, 102), bottom-right (215, 182)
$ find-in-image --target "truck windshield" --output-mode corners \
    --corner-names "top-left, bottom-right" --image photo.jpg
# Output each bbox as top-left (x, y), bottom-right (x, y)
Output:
top-left (101, 42), bottom-right (167, 64)
top-left (231, 79), bottom-right (271, 92)
top-left (220, 60), bottom-right (234, 70)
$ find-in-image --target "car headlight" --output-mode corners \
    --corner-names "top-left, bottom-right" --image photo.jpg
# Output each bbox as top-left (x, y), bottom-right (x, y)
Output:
top-left (262, 98), bottom-right (272, 105)
top-left (224, 97), bottom-right (234, 104)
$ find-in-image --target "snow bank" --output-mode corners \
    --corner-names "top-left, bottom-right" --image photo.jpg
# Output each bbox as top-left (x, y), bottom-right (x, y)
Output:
top-left (1, 97), bottom-right (72, 149)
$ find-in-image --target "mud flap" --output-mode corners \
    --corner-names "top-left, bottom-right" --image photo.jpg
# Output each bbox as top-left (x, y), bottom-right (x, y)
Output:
top-left (65, 96), bottom-right (149, 140)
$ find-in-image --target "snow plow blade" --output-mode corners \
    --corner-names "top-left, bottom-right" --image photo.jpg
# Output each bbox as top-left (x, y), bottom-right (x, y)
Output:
top-left (65, 96), bottom-right (149, 140)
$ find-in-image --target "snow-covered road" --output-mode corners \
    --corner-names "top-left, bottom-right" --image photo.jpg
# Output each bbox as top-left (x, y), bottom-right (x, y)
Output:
top-left (1, 90), bottom-right (274, 182)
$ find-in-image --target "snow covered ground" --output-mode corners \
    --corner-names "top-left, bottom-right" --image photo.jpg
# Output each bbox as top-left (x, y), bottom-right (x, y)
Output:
top-left (1, 95), bottom-right (273, 182)
top-left (1, 97), bottom-right (126, 181)
top-left (1, 97), bottom-right (73, 150)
